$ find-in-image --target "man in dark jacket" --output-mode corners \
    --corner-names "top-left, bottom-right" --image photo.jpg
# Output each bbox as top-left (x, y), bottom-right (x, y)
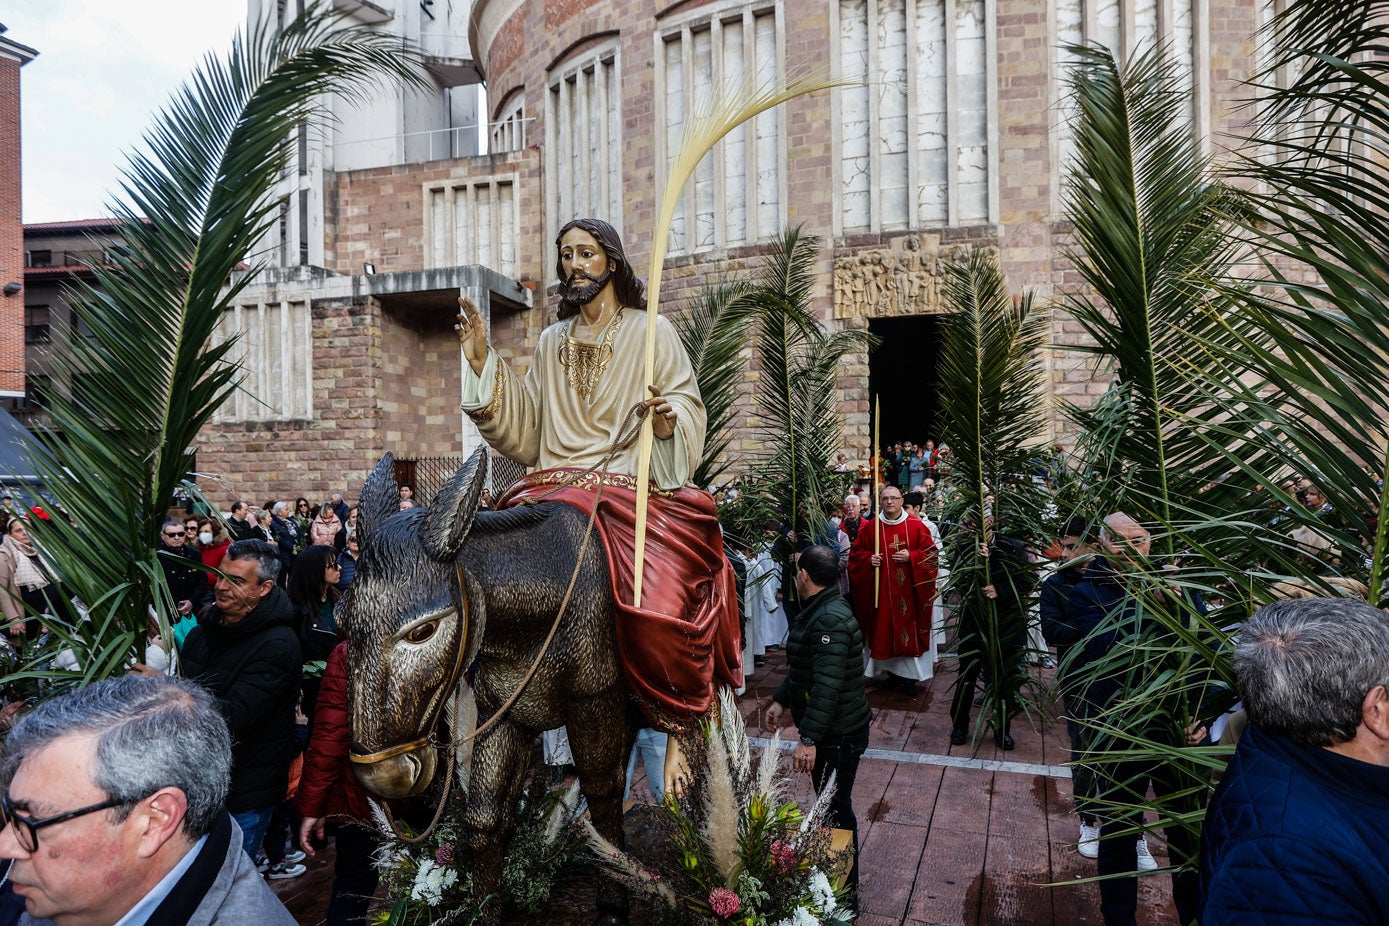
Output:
top-left (158, 516), bottom-right (210, 617)
top-left (1200, 597), bottom-right (1389, 925)
top-left (1038, 515), bottom-right (1100, 853)
top-left (949, 521), bottom-right (1037, 749)
top-left (226, 501), bottom-right (259, 542)
top-left (765, 544), bottom-right (872, 906)
top-left (1069, 513), bottom-right (1201, 926)
top-left (180, 539), bottom-right (302, 862)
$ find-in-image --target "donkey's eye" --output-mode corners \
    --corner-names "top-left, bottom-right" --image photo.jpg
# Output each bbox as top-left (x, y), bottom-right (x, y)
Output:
top-left (404, 620), bottom-right (438, 645)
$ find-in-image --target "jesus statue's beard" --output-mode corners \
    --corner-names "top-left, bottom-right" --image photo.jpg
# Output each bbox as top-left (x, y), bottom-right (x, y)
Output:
top-left (562, 266), bottom-right (614, 307)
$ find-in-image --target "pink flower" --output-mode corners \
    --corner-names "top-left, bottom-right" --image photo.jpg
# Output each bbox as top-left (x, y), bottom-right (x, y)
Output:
top-left (435, 843), bottom-right (455, 865)
top-left (709, 887), bottom-right (742, 918)
top-left (770, 839), bottom-right (798, 874)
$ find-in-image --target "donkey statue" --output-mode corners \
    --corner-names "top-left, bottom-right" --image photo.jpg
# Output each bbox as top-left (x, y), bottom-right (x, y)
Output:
top-left (344, 449), bottom-right (634, 925)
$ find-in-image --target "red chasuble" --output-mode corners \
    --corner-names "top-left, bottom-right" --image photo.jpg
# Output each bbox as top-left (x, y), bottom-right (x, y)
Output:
top-left (848, 513), bottom-right (938, 659)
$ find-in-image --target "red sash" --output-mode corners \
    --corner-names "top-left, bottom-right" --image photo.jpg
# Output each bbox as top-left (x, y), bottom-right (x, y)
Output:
top-left (497, 470), bottom-right (743, 728)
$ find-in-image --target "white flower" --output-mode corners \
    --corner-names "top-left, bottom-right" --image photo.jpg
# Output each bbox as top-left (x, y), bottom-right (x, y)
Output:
top-left (808, 870), bottom-right (836, 913)
top-left (773, 906), bottom-right (821, 926)
top-left (409, 859), bottom-right (460, 907)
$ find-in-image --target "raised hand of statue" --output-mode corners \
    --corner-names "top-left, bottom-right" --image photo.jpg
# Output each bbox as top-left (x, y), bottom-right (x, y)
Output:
top-left (641, 384), bottom-right (677, 440)
top-left (455, 297), bottom-right (489, 376)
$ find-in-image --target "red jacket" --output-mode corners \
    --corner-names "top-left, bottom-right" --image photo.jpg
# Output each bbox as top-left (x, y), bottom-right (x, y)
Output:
top-left (296, 641), bottom-right (376, 823)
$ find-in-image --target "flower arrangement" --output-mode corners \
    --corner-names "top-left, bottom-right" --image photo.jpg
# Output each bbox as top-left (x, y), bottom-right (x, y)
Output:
top-left (586, 688), bottom-right (854, 926)
top-left (370, 780), bottom-right (589, 925)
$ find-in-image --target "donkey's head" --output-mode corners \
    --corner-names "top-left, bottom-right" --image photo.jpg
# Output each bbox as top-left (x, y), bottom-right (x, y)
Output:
top-left (344, 448), bottom-right (489, 798)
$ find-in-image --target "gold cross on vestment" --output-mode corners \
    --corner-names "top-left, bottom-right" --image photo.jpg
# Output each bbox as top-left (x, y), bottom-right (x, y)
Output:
top-left (888, 537), bottom-right (907, 554)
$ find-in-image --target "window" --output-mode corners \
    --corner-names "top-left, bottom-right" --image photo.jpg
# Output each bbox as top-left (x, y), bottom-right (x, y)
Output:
top-left (546, 45), bottom-right (622, 248)
top-left (24, 306), bottom-right (50, 344)
top-left (658, 5), bottom-right (783, 253)
top-left (22, 375), bottom-right (50, 411)
top-left (491, 92), bottom-right (527, 154)
top-left (835, 0), bottom-right (995, 235)
top-left (213, 300), bottom-right (313, 422)
top-left (1053, 0), bottom-right (1206, 206)
top-left (26, 250), bottom-right (52, 269)
top-left (425, 177), bottom-right (519, 277)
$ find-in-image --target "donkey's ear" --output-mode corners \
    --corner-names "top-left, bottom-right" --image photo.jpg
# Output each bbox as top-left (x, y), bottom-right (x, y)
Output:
top-left (357, 453), bottom-right (399, 548)
top-left (420, 447), bottom-right (489, 561)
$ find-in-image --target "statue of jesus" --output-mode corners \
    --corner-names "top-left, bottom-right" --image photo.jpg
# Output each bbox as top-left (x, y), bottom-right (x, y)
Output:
top-left (455, 218), bottom-right (742, 791)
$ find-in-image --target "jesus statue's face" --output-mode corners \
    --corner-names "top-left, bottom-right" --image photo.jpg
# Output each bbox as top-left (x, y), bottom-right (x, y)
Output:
top-left (559, 227), bottom-right (615, 307)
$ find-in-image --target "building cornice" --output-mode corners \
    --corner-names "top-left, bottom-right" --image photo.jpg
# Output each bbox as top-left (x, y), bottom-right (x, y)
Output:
top-left (467, 0), bottom-right (525, 83)
top-left (0, 34), bottom-right (38, 65)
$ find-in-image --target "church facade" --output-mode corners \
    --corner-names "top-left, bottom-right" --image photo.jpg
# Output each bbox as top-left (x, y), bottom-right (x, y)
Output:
top-left (195, 0), bottom-right (1268, 505)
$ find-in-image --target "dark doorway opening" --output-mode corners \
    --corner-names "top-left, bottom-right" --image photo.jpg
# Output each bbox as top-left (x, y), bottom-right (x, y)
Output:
top-left (867, 315), bottom-right (943, 448)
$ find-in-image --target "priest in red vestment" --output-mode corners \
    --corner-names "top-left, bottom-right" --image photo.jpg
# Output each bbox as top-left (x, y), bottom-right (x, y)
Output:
top-left (848, 485), bottom-right (939, 691)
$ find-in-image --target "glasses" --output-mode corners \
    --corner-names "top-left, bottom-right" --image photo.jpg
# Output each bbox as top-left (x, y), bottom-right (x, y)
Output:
top-left (1, 792), bottom-right (137, 853)
top-left (163, 530), bottom-right (186, 538)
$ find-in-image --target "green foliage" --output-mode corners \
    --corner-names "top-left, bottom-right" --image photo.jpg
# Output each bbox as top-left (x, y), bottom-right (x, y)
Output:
top-left (374, 781), bottom-right (588, 923)
top-left (585, 690), bottom-right (852, 926)
top-left (1055, 12), bottom-right (1389, 882)
top-left (935, 249), bottom-right (1052, 744)
top-left (736, 228), bottom-right (875, 546)
top-left (672, 280), bottom-right (760, 488)
top-left (4, 6), bottom-right (425, 692)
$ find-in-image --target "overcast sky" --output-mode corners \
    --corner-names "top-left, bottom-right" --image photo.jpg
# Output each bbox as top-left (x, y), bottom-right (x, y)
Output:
top-left (3, 1), bottom-right (245, 223)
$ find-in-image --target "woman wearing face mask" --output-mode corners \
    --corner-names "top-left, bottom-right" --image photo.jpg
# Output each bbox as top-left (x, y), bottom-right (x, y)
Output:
top-left (198, 517), bottom-right (232, 588)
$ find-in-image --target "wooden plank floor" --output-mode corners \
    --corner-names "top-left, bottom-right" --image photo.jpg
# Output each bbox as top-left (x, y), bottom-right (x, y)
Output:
top-left (273, 651), bottom-right (1183, 925)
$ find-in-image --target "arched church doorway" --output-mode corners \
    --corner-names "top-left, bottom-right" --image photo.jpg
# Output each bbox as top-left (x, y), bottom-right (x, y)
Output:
top-left (867, 315), bottom-right (943, 449)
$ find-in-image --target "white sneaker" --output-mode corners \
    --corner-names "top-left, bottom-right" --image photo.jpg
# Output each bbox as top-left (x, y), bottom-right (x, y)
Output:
top-left (1135, 837), bottom-right (1158, 871)
top-left (1078, 821), bottom-right (1100, 859)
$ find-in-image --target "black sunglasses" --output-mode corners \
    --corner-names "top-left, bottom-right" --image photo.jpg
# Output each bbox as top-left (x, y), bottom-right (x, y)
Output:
top-left (1, 792), bottom-right (138, 853)
top-left (163, 530), bottom-right (186, 538)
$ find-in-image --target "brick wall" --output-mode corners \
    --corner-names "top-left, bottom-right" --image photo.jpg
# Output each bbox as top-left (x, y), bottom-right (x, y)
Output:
top-left (257, 0), bottom-right (1274, 496)
top-left (195, 298), bottom-right (387, 508)
top-left (0, 56), bottom-right (25, 395)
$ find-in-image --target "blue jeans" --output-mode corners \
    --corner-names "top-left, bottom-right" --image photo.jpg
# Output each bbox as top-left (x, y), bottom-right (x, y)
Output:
top-left (231, 807), bottom-right (275, 860)
top-left (623, 728), bottom-right (668, 801)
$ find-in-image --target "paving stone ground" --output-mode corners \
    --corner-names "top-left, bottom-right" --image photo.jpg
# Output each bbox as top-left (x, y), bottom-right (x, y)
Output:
top-left (274, 651), bottom-right (1183, 925)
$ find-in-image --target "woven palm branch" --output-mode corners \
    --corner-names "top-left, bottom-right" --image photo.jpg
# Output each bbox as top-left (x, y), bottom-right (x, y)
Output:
top-left (6, 6), bottom-right (424, 687)
top-left (631, 69), bottom-right (847, 605)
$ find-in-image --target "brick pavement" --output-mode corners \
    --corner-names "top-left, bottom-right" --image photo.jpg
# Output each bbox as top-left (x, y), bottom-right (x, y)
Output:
top-left (275, 651), bottom-right (1184, 925)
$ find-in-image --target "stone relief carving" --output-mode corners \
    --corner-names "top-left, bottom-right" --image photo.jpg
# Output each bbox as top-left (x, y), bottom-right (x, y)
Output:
top-left (833, 234), bottom-right (975, 319)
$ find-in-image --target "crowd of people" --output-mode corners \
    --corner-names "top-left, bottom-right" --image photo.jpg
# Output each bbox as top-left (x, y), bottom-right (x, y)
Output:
top-left (732, 446), bottom-right (1389, 926)
top-left (0, 483), bottom-right (428, 926)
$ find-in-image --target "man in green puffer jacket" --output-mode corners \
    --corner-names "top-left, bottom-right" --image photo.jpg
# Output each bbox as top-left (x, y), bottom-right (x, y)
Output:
top-left (765, 543), bottom-right (873, 907)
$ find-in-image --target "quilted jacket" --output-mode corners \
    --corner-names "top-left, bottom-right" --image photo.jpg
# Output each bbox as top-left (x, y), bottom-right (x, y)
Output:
top-left (1199, 723), bottom-right (1389, 925)
top-left (773, 586), bottom-right (872, 743)
top-left (297, 641), bottom-right (376, 824)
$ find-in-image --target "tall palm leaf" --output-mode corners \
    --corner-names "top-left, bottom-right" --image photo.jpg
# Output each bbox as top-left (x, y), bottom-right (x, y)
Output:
top-left (936, 249), bottom-right (1051, 744)
top-left (5, 6), bottom-right (424, 689)
top-left (1054, 42), bottom-right (1264, 878)
top-left (742, 228), bottom-right (874, 548)
top-left (672, 281), bottom-right (760, 488)
top-left (1207, 0), bottom-right (1389, 600)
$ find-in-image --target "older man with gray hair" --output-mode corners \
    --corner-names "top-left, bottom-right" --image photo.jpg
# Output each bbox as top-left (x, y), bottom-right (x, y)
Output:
top-left (1200, 597), bottom-right (1389, 924)
top-left (0, 676), bottom-right (295, 925)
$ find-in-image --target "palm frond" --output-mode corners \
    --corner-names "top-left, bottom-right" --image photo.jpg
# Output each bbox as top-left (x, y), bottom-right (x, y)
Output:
top-left (739, 228), bottom-right (874, 546)
top-left (936, 249), bottom-right (1051, 743)
top-left (672, 280), bottom-right (759, 488)
top-left (12, 5), bottom-right (425, 689)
